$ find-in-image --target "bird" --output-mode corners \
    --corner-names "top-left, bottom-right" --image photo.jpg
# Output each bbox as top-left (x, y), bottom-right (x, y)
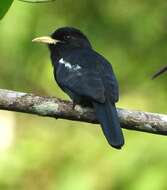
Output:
top-left (152, 65), bottom-right (167, 79)
top-left (32, 27), bottom-right (124, 149)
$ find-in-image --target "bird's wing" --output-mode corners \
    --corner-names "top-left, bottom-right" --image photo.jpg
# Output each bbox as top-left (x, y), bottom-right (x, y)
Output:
top-left (55, 49), bottom-right (118, 103)
top-left (96, 53), bottom-right (119, 102)
top-left (56, 59), bottom-right (105, 103)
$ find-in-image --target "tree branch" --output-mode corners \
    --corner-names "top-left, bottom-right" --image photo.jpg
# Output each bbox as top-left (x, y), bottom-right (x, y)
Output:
top-left (0, 88), bottom-right (167, 135)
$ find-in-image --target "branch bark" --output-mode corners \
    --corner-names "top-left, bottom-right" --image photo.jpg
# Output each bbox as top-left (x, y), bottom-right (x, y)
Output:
top-left (0, 88), bottom-right (167, 135)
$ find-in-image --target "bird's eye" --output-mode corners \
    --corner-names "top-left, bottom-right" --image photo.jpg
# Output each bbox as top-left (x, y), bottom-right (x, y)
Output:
top-left (65, 35), bottom-right (70, 40)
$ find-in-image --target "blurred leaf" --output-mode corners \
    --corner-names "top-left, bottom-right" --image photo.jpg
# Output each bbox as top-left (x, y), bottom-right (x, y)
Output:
top-left (19, 0), bottom-right (55, 3)
top-left (0, 0), bottom-right (13, 19)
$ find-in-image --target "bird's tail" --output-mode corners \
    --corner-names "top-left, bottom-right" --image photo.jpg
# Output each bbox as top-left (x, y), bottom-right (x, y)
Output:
top-left (92, 99), bottom-right (124, 149)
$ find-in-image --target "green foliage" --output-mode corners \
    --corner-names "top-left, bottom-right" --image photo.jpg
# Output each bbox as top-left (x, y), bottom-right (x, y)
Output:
top-left (19, 0), bottom-right (55, 2)
top-left (0, 0), bottom-right (13, 19)
top-left (0, 0), bottom-right (55, 20)
top-left (0, 0), bottom-right (167, 189)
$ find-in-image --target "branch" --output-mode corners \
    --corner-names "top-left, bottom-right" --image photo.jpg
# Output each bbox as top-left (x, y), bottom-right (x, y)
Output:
top-left (0, 89), bottom-right (167, 135)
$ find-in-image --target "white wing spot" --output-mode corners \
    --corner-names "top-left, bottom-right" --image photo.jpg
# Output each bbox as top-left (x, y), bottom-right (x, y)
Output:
top-left (59, 58), bottom-right (72, 69)
top-left (73, 65), bottom-right (81, 71)
top-left (59, 58), bottom-right (82, 71)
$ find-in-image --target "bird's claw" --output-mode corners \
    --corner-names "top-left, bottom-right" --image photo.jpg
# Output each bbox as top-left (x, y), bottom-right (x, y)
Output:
top-left (72, 101), bottom-right (76, 110)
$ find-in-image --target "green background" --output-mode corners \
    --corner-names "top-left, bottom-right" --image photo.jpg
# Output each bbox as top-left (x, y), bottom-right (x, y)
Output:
top-left (0, 1), bottom-right (167, 189)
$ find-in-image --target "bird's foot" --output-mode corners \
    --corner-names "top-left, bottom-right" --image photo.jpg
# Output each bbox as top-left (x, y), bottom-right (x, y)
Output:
top-left (72, 101), bottom-right (77, 110)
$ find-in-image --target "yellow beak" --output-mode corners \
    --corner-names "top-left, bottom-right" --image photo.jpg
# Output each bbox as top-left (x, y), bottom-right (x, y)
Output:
top-left (32, 36), bottom-right (59, 44)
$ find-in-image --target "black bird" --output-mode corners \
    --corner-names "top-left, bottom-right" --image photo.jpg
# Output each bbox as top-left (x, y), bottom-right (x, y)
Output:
top-left (152, 65), bottom-right (167, 79)
top-left (32, 27), bottom-right (124, 149)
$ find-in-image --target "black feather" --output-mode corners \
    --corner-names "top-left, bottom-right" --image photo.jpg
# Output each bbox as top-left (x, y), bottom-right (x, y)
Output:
top-left (93, 99), bottom-right (124, 149)
top-left (38, 27), bottom-right (125, 149)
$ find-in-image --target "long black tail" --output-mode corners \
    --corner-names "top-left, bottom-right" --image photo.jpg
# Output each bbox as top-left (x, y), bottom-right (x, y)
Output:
top-left (92, 99), bottom-right (124, 149)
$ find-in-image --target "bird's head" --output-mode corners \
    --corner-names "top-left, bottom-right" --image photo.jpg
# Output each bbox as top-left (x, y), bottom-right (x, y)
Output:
top-left (32, 27), bottom-right (92, 49)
